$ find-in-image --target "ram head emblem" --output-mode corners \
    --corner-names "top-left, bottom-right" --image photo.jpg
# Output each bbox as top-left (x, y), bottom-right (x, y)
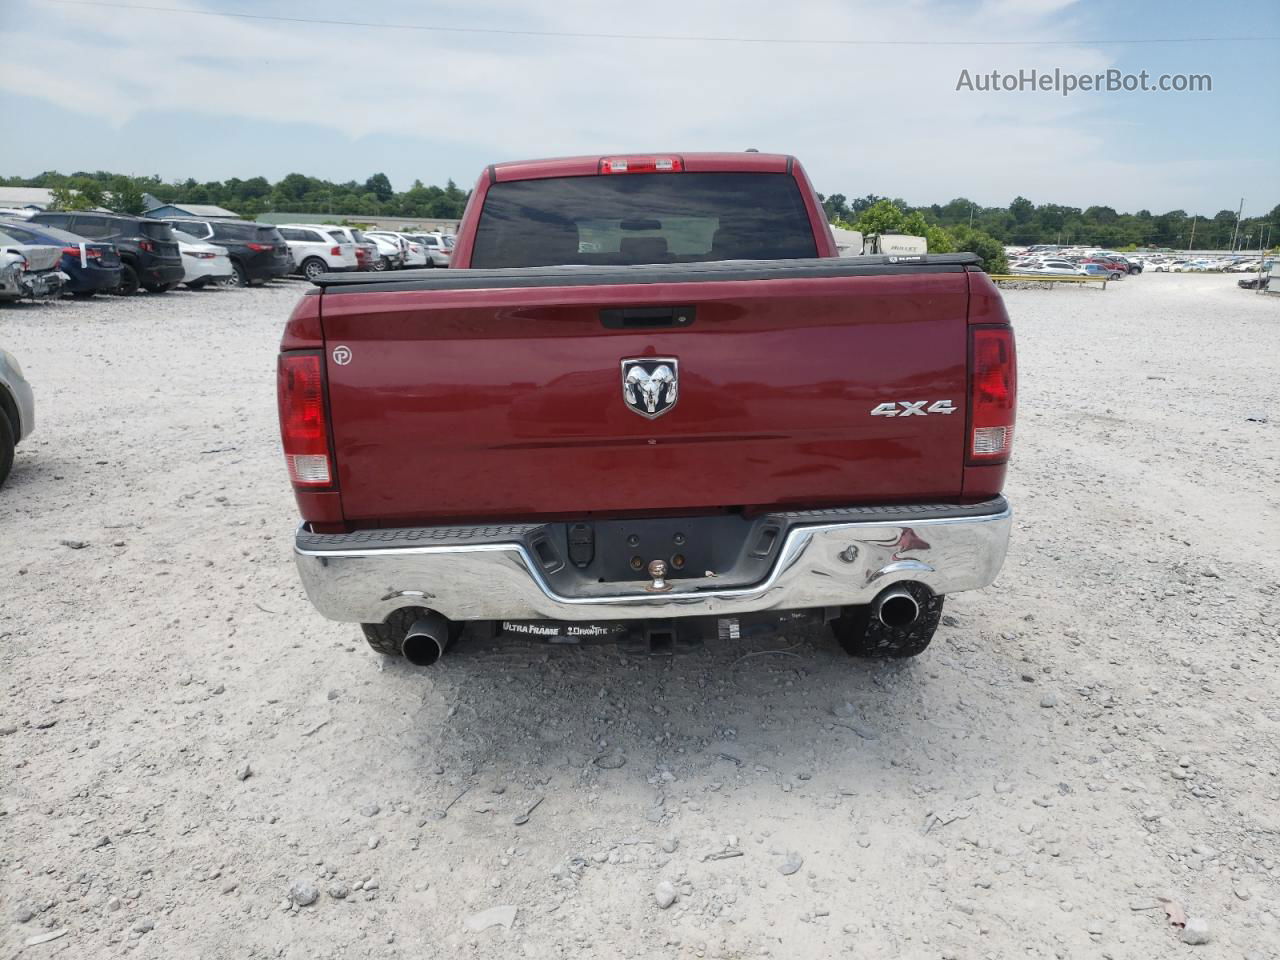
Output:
top-left (621, 358), bottom-right (679, 419)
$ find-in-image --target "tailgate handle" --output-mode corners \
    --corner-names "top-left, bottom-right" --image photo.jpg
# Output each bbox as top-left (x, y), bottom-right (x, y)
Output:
top-left (600, 306), bottom-right (695, 330)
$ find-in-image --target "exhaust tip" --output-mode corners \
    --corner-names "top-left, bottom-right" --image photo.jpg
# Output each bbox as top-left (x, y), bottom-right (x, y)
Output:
top-left (401, 614), bottom-right (451, 667)
top-left (873, 586), bottom-right (921, 629)
top-left (401, 633), bottom-right (445, 666)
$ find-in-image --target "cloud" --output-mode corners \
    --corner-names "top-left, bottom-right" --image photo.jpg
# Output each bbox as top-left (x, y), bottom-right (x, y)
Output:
top-left (0, 0), bottom-right (1258, 210)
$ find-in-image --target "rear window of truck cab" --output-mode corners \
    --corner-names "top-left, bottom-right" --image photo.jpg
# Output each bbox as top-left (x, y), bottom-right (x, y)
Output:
top-left (470, 172), bottom-right (818, 268)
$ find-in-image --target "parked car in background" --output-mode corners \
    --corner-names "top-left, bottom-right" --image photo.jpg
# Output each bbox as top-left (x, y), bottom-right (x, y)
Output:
top-left (291, 225), bottom-right (378, 271)
top-left (353, 240), bottom-right (379, 271)
top-left (1085, 261), bottom-right (1126, 280)
top-left (0, 345), bottom-right (35, 488)
top-left (1238, 274), bottom-right (1270, 290)
top-left (365, 232), bottom-right (405, 271)
top-left (1082, 256), bottom-right (1131, 278)
top-left (28, 212), bottom-right (182, 295)
top-left (0, 219), bottom-right (122, 297)
top-left (364, 231), bottom-right (415, 268)
top-left (278, 225), bottom-right (358, 280)
top-left (401, 235), bottom-right (429, 268)
top-left (315, 225), bottom-right (379, 272)
top-left (403, 232), bottom-right (452, 267)
top-left (170, 228), bottom-right (233, 289)
top-left (160, 218), bottom-right (292, 287)
top-left (366, 231), bottom-right (427, 268)
top-left (1011, 259), bottom-right (1080, 276)
top-left (0, 228), bottom-right (68, 301)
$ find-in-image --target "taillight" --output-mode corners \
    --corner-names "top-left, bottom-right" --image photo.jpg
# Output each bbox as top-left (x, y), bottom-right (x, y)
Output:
top-left (330, 246), bottom-right (340, 256)
top-left (600, 156), bottom-right (683, 174)
top-left (139, 239), bottom-right (155, 253)
top-left (247, 242), bottom-right (273, 252)
top-left (61, 246), bottom-right (80, 256)
top-left (967, 326), bottom-right (1016, 464)
top-left (277, 352), bottom-right (333, 487)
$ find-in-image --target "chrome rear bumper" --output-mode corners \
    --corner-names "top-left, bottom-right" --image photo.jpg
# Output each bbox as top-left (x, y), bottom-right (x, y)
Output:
top-left (294, 499), bottom-right (1012, 624)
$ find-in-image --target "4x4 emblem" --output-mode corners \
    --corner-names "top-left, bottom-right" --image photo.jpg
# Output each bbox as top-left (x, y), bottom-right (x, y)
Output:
top-left (621, 357), bottom-right (678, 419)
top-left (870, 400), bottom-right (956, 417)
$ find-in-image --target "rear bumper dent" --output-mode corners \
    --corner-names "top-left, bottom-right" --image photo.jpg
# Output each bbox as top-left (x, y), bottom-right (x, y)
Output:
top-left (293, 498), bottom-right (1013, 624)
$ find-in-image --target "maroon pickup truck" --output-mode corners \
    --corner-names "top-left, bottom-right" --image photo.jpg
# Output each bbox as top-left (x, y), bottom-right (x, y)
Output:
top-left (277, 152), bottom-right (1015, 665)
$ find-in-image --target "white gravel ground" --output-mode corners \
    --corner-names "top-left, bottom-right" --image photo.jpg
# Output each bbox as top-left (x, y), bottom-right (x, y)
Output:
top-left (1, 273), bottom-right (1278, 959)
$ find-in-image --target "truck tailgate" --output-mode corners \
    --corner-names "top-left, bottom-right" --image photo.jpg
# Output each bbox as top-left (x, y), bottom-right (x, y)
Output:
top-left (318, 260), bottom-right (971, 524)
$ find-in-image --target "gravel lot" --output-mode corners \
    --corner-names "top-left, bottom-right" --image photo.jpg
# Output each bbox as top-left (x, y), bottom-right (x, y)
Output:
top-left (2, 274), bottom-right (1278, 959)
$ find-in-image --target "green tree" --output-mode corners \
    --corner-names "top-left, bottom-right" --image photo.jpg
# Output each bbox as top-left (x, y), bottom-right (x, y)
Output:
top-left (949, 225), bottom-right (1008, 273)
top-left (1084, 205), bottom-right (1118, 225)
top-left (1009, 196), bottom-right (1034, 224)
top-left (49, 184), bottom-right (94, 211)
top-left (850, 199), bottom-right (910, 235)
top-left (819, 192), bottom-right (850, 221)
top-left (106, 176), bottom-right (146, 215)
top-left (849, 199), bottom-right (953, 253)
top-left (240, 176), bottom-right (271, 199)
top-left (1210, 209), bottom-right (1237, 248)
top-left (67, 176), bottom-right (106, 208)
top-left (275, 173), bottom-right (316, 202)
top-left (364, 172), bottom-right (393, 202)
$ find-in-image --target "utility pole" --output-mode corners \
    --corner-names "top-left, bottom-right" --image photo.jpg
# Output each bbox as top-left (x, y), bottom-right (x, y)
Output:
top-left (1187, 216), bottom-right (1196, 252)
top-left (1230, 197), bottom-right (1244, 252)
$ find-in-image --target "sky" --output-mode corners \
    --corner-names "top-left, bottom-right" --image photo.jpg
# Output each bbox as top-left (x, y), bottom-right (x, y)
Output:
top-left (0, 0), bottom-right (1276, 216)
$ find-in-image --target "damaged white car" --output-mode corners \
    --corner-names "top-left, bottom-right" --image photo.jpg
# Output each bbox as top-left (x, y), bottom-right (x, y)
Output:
top-left (0, 228), bottom-right (68, 301)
